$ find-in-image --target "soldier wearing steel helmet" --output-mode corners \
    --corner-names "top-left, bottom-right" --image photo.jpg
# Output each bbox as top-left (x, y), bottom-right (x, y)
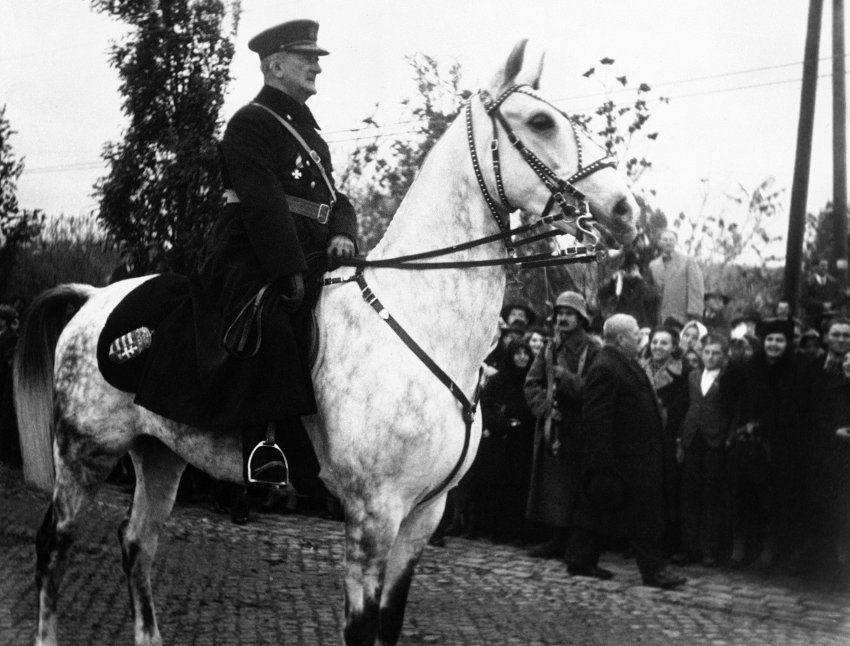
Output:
top-left (523, 291), bottom-right (600, 562)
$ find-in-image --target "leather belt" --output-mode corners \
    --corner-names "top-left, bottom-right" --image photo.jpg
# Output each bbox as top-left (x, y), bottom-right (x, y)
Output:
top-left (224, 189), bottom-right (330, 225)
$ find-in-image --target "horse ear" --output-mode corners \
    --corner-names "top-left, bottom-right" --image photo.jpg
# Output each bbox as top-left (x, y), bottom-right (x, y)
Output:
top-left (503, 39), bottom-right (529, 86)
top-left (527, 50), bottom-right (546, 90)
top-left (492, 39), bottom-right (546, 93)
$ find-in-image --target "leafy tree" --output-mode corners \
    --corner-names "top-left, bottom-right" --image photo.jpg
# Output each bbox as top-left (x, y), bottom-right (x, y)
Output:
top-left (91, 0), bottom-right (240, 273)
top-left (573, 58), bottom-right (668, 187)
top-left (670, 177), bottom-right (785, 266)
top-left (0, 105), bottom-right (44, 300)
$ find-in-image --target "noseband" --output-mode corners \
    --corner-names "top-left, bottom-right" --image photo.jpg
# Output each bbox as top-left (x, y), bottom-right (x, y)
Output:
top-left (467, 84), bottom-right (617, 254)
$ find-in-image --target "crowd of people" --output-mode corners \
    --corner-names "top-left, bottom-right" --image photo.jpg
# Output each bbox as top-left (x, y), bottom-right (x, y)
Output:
top-left (439, 232), bottom-right (850, 589)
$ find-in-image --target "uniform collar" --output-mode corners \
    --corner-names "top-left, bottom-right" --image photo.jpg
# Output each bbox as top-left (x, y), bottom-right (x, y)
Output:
top-left (254, 85), bottom-right (320, 130)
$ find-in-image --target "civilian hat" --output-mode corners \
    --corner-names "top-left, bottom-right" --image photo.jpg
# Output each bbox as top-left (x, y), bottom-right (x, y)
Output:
top-left (500, 302), bottom-right (538, 326)
top-left (755, 317), bottom-right (794, 342)
top-left (661, 316), bottom-right (684, 332)
top-left (248, 20), bottom-right (329, 58)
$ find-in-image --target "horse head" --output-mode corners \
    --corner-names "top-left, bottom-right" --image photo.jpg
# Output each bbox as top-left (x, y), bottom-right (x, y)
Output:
top-left (480, 39), bottom-right (638, 248)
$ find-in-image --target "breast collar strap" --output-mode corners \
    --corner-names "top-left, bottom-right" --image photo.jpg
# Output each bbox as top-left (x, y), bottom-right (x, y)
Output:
top-left (354, 267), bottom-right (478, 506)
top-left (328, 85), bottom-right (619, 507)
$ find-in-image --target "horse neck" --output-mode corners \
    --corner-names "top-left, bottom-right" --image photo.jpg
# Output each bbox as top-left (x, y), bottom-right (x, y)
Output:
top-left (365, 118), bottom-right (507, 388)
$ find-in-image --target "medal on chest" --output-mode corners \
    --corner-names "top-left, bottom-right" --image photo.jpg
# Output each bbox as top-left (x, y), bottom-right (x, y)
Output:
top-left (292, 153), bottom-right (304, 179)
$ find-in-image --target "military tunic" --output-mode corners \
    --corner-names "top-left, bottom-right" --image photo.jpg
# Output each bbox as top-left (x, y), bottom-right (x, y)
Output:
top-left (133, 85), bottom-right (357, 430)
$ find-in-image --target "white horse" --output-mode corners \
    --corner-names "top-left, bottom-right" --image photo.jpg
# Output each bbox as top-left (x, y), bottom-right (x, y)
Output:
top-left (15, 40), bottom-right (636, 646)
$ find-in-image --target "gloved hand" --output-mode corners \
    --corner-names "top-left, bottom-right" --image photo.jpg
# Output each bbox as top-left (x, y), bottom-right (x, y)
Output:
top-left (327, 234), bottom-right (355, 264)
top-left (278, 272), bottom-right (304, 311)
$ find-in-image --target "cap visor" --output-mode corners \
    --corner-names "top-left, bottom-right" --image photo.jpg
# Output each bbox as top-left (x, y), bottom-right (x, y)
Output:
top-left (285, 44), bottom-right (330, 56)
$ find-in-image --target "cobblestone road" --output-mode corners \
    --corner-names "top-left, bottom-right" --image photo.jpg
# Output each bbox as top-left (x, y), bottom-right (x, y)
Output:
top-left (2, 466), bottom-right (849, 645)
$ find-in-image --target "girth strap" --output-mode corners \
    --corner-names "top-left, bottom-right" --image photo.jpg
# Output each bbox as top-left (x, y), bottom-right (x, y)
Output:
top-left (354, 268), bottom-right (478, 506)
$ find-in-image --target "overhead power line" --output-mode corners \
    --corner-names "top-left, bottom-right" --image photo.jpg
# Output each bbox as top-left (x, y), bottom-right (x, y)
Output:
top-left (20, 66), bottom-right (847, 174)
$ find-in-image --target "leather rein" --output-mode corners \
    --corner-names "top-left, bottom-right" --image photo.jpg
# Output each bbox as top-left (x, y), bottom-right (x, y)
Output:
top-left (326, 84), bottom-right (617, 506)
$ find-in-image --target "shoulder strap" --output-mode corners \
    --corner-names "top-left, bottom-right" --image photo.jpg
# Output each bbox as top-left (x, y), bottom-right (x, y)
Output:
top-left (250, 102), bottom-right (337, 204)
top-left (544, 340), bottom-right (556, 403)
top-left (577, 343), bottom-right (589, 376)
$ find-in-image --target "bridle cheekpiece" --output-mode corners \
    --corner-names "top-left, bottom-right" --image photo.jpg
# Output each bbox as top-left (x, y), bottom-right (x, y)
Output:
top-left (467, 84), bottom-right (617, 254)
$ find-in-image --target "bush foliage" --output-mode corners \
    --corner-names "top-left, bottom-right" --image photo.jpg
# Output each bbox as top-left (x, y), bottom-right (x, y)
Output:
top-left (5, 214), bottom-right (118, 304)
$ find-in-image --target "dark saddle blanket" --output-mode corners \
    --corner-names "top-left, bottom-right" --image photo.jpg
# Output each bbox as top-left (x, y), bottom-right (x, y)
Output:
top-left (97, 274), bottom-right (318, 412)
top-left (97, 273), bottom-right (191, 395)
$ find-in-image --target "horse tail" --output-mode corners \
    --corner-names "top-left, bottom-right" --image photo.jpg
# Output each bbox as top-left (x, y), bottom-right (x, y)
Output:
top-left (14, 283), bottom-right (97, 491)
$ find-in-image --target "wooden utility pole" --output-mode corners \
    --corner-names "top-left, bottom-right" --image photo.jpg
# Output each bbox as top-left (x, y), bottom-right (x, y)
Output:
top-left (784, 0), bottom-right (824, 311)
top-left (833, 0), bottom-right (848, 288)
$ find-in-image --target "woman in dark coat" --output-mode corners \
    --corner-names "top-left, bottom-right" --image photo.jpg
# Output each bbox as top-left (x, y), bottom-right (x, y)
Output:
top-left (728, 318), bottom-right (809, 566)
top-left (472, 339), bottom-right (536, 542)
top-left (640, 327), bottom-right (690, 553)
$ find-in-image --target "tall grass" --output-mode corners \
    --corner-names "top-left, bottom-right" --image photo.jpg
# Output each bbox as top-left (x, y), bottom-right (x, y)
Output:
top-left (4, 213), bottom-right (119, 304)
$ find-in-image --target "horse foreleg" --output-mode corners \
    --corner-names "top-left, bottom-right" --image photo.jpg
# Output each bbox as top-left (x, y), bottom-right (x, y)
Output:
top-left (119, 436), bottom-right (186, 646)
top-left (377, 495), bottom-right (447, 646)
top-left (343, 504), bottom-right (403, 646)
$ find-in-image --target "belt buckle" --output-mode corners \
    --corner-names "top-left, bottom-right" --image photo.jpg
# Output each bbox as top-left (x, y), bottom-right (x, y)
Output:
top-left (317, 203), bottom-right (330, 224)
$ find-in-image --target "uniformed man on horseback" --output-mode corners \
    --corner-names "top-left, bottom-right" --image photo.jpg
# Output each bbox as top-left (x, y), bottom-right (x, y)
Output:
top-left (109, 19), bottom-right (357, 490)
top-left (211, 19), bottom-right (357, 487)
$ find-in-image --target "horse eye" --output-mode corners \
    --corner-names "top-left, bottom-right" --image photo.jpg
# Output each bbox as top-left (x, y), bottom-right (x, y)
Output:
top-left (528, 113), bottom-right (555, 131)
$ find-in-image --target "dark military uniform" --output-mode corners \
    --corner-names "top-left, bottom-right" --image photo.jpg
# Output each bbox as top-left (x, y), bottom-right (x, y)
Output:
top-left (132, 85), bottom-right (357, 431)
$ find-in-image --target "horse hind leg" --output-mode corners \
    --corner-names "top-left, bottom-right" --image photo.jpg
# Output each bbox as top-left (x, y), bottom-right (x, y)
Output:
top-left (343, 503), bottom-right (405, 646)
top-left (377, 495), bottom-right (447, 646)
top-left (118, 436), bottom-right (186, 646)
top-left (35, 420), bottom-right (120, 646)
top-left (35, 500), bottom-right (77, 646)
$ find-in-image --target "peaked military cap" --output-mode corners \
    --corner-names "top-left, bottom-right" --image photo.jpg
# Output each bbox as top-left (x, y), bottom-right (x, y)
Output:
top-left (248, 19), bottom-right (329, 58)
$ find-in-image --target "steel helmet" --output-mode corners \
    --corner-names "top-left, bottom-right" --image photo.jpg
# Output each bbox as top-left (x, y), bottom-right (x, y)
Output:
top-left (554, 291), bottom-right (589, 323)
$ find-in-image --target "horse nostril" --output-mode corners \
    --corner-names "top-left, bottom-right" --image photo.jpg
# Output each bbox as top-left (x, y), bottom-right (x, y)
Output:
top-left (613, 197), bottom-right (631, 217)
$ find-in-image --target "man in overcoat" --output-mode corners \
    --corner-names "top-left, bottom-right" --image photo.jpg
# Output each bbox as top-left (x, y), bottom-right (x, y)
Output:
top-left (649, 229), bottom-right (704, 327)
top-left (567, 314), bottom-right (686, 588)
top-left (131, 20), bottom-right (357, 488)
top-left (524, 291), bottom-right (599, 559)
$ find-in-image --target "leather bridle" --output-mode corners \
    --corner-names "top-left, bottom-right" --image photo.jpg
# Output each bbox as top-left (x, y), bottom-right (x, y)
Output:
top-left (468, 83), bottom-right (617, 255)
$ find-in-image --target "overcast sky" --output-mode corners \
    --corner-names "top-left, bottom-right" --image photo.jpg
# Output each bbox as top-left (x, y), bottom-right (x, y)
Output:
top-left (1, 0), bottom-right (846, 246)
